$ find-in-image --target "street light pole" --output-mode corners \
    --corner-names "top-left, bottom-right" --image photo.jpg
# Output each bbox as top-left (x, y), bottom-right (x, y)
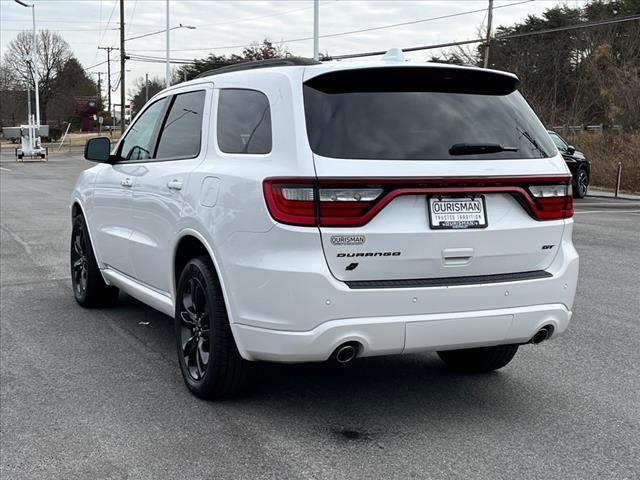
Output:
top-left (313, 0), bottom-right (319, 60)
top-left (120, 0), bottom-right (126, 130)
top-left (14, 0), bottom-right (40, 126)
top-left (30, 3), bottom-right (40, 126)
top-left (166, 0), bottom-right (171, 88)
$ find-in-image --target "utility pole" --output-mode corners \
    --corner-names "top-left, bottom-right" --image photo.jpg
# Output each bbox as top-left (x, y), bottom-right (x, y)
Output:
top-left (120, 0), bottom-right (126, 130)
top-left (96, 72), bottom-right (102, 104)
top-left (145, 73), bottom-right (149, 103)
top-left (166, 0), bottom-right (171, 88)
top-left (90, 71), bottom-right (106, 110)
top-left (98, 46), bottom-right (118, 113)
top-left (313, 0), bottom-right (319, 60)
top-left (483, 0), bottom-right (494, 68)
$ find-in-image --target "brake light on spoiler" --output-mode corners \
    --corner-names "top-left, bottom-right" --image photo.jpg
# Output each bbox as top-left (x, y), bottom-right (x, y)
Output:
top-left (263, 176), bottom-right (573, 227)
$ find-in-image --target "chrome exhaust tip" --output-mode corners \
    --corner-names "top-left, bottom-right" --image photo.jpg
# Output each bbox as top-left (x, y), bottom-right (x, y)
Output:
top-left (332, 343), bottom-right (359, 363)
top-left (531, 326), bottom-right (554, 344)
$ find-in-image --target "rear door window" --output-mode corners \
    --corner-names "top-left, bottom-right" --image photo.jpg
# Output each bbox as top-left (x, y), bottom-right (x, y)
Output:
top-left (304, 67), bottom-right (555, 160)
top-left (217, 89), bottom-right (272, 154)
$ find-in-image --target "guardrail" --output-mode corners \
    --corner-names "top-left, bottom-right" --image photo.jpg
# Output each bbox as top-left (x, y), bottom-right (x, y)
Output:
top-left (551, 124), bottom-right (624, 133)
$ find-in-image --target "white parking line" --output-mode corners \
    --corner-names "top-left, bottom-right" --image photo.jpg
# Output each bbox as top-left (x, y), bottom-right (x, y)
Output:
top-left (578, 202), bottom-right (640, 207)
top-left (0, 166), bottom-right (12, 172)
top-left (575, 209), bottom-right (640, 214)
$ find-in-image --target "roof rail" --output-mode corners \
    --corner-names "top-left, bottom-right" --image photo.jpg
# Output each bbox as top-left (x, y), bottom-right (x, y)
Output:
top-left (195, 57), bottom-right (321, 79)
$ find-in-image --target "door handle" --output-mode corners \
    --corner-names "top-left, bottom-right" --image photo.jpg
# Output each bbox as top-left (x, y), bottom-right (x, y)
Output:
top-left (167, 179), bottom-right (183, 191)
top-left (120, 177), bottom-right (133, 187)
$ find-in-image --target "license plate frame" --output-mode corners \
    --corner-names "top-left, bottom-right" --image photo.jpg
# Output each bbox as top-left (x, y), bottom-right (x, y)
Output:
top-left (428, 195), bottom-right (488, 230)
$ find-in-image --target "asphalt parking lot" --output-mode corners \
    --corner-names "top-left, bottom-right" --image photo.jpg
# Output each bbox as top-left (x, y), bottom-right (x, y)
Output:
top-left (1, 152), bottom-right (639, 480)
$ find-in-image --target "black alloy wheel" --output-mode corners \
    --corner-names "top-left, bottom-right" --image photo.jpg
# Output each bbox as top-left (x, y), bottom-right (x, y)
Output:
top-left (71, 224), bottom-right (89, 297)
top-left (70, 214), bottom-right (119, 307)
top-left (574, 167), bottom-right (589, 198)
top-left (174, 257), bottom-right (252, 399)
top-left (179, 276), bottom-right (211, 381)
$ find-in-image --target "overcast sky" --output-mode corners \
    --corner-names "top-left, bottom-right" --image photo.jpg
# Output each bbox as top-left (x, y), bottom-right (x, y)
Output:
top-left (1, 0), bottom-right (587, 106)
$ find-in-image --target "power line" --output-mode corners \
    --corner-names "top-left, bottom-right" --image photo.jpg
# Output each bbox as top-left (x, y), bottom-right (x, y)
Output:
top-left (128, 0), bottom-right (139, 27)
top-left (127, 0), bottom-right (533, 53)
top-left (96, 0), bottom-right (118, 50)
top-left (326, 14), bottom-right (640, 60)
top-left (1, 18), bottom-right (145, 25)
top-left (84, 60), bottom-right (109, 71)
top-left (193, 1), bottom-right (338, 28)
top-left (127, 54), bottom-right (195, 65)
top-left (4, 28), bottom-right (117, 32)
top-left (494, 13), bottom-right (640, 40)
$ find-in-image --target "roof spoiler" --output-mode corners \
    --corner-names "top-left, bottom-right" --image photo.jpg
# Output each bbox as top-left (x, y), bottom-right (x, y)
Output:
top-left (305, 66), bottom-right (520, 95)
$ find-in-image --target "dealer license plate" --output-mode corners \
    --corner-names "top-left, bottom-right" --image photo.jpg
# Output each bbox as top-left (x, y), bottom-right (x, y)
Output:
top-left (428, 196), bottom-right (487, 229)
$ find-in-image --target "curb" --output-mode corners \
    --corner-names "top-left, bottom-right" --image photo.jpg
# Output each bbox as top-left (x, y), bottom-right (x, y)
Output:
top-left (587, 189), bottom-right (640, 201)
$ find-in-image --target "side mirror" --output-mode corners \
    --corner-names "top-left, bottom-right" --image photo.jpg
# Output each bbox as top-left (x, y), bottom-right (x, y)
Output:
top-left (84, 137), bottom-right (112, 163)
top-left (566, 145), bottom-right (576, 155)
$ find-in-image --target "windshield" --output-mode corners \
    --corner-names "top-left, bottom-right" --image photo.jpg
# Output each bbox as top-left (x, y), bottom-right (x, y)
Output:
top-left (549, 132), bottom-right (567, 150)
top-left (303, 67), bottom-right (555, 161)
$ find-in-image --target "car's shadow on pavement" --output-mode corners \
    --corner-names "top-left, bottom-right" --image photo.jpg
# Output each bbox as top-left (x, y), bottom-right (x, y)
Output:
top-left (114, 291), bottom-right (557, 441)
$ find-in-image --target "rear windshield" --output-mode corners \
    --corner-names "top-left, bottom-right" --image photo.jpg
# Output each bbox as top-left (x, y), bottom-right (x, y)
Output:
top-left (303, 67), bottom-right (555, 160)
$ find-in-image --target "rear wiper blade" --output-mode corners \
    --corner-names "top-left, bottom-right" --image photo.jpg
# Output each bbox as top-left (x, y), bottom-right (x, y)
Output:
top-left (449, 143), bottom-right (519, 156)
top-left (518, 128), bottom-right (549, 158)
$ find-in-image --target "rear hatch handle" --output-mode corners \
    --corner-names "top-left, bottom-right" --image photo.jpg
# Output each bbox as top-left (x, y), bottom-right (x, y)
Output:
top-left (442, 248), bottom-right (474, 266)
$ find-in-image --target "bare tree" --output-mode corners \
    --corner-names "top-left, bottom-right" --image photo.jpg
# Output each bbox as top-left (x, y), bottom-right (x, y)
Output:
top-left (0, 61), bottom-right (25, 126)
top-left (4, 30), bottom-right (72, 123)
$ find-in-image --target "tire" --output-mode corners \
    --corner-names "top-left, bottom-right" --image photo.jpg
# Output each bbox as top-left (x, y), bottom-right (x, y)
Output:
top-left (573, 167), bottom-right (589, 199)
top-left (175, 256), bottom-right (253, 399)
top-left (70, 214), bottom-right (119, 307)
top-left (437, 344), bottom-right (519, 373)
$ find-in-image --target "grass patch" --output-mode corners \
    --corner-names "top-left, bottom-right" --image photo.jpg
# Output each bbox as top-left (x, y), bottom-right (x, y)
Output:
top-left (566, 131), bottom-right (640, 194)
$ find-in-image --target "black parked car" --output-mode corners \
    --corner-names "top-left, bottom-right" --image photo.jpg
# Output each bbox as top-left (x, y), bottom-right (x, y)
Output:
top-left (547, 130), bottom-right (590, 198)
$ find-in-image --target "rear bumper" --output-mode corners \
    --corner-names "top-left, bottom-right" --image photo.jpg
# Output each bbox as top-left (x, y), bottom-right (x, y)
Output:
top-left (222, 222), bottom-right (579, 362)
top-left (233, 304), bottom-right (571, 362)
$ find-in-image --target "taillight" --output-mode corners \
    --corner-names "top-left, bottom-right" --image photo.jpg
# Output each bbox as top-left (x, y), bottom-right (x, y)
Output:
top-left (264, 180), bottom-right (316, 226)
top-left (264, 180), bottom-right (384, 227)
top-left (527, 183), bottom-right (574, 220)
top-left (263, 177), bottom-right (573, 227)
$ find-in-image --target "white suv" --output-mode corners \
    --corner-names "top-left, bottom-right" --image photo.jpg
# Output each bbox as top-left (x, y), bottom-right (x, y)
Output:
top-left (72, 55), bottom-right (579, 399)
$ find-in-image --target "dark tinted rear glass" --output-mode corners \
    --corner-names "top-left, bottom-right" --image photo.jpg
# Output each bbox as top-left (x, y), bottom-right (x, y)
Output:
top-left (217, 89), bottom-right (272, 154)
top-left (304, 67), bottom-right (555, 160)
top-left (156, 90), bottom-right (205, 159)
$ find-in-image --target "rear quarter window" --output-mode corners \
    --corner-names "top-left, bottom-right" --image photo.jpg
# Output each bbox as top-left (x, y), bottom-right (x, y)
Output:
top-left (217, 89), bottom-right (272, 154)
